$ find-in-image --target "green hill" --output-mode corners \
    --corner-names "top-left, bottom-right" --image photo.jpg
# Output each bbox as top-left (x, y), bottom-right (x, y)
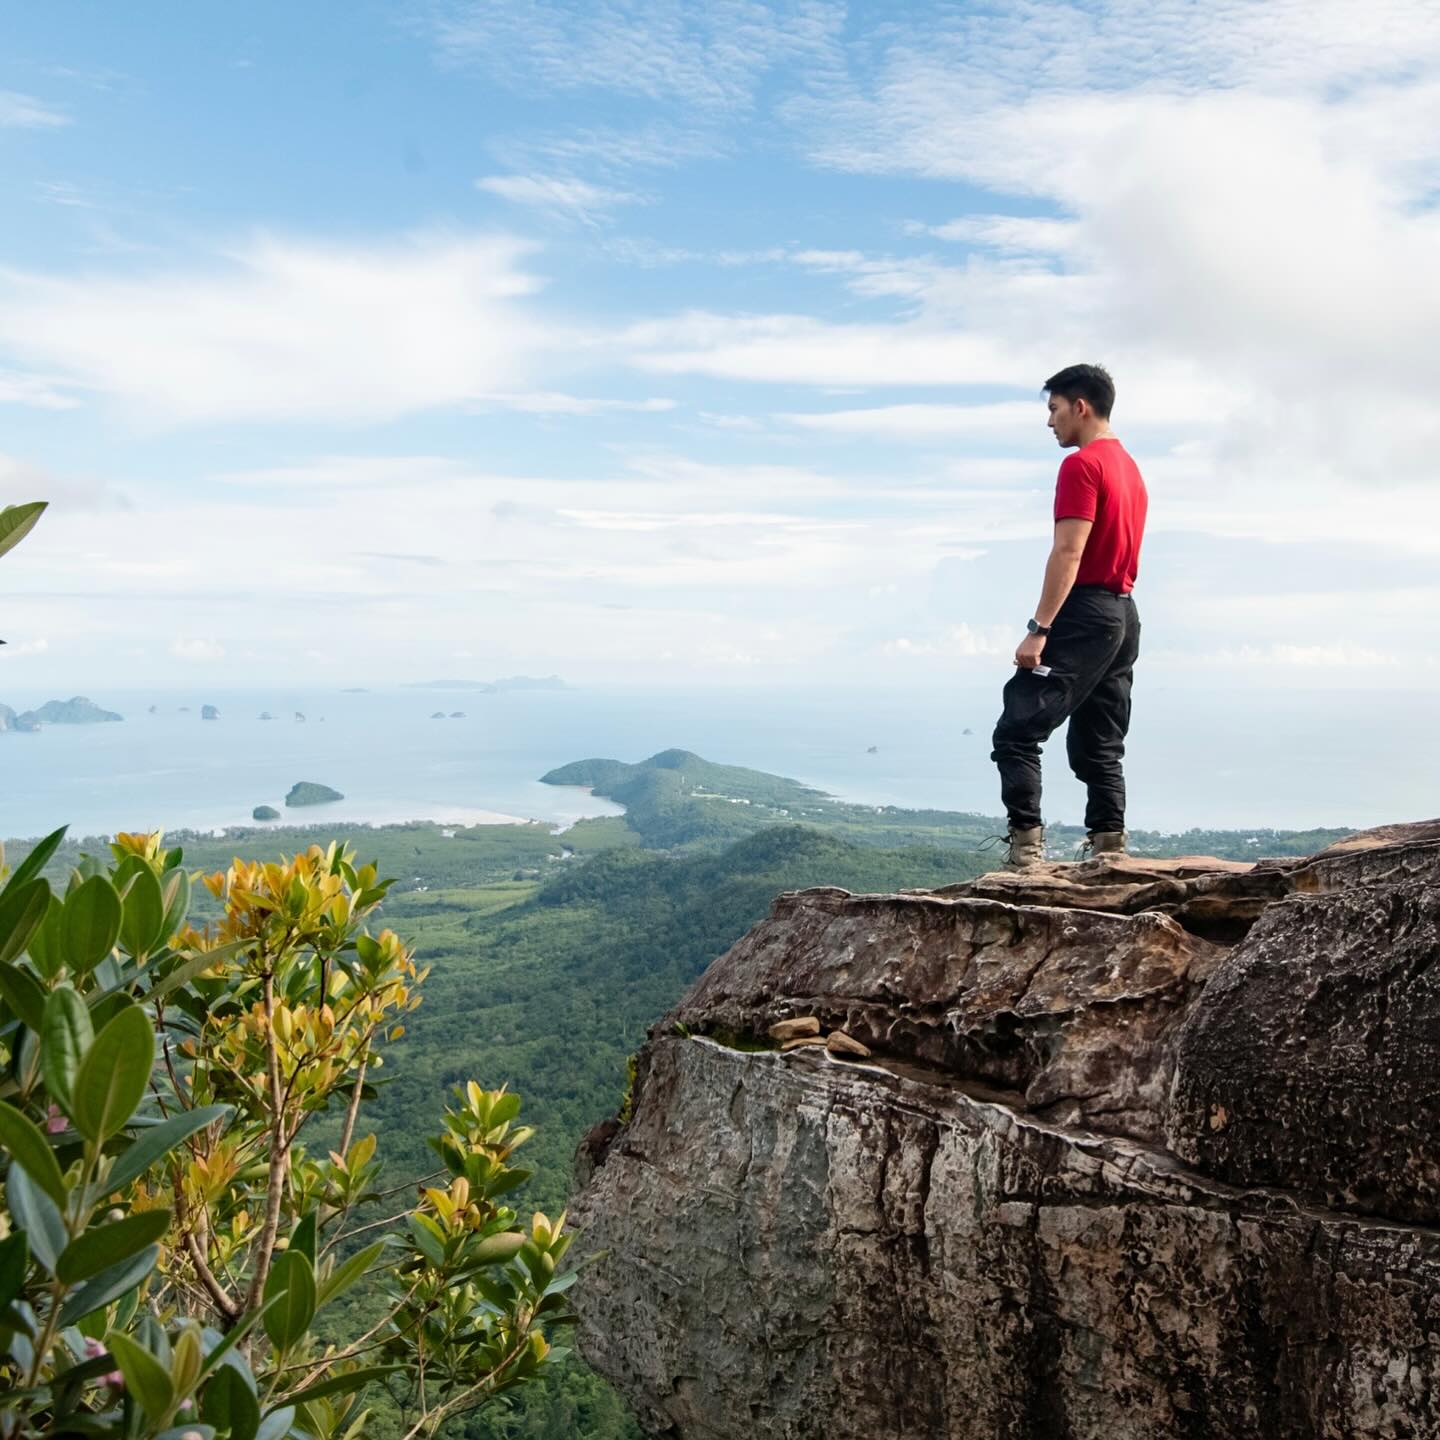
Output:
top-left (542, 749), bottom-right (1351, 859)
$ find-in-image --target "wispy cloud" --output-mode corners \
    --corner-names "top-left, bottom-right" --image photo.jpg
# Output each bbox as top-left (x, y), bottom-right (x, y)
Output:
top-left (0, 232), bottom-right (554, 424)
top-left (471, 391), bottom-right (674, 416)
top-left (476, 173), bottom-right (642, 223)
top-left (425, 0), bottom-right (843, 111)
top-left (0, 370), bottom-right (81, 410)
top-left (0, 90), bottom-right (69, 129)
top-left (170, 636), bottom-right (226, 662)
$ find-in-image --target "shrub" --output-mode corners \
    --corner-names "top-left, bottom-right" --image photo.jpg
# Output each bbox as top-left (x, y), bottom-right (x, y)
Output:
top-left (0, 829), bottom-right (574, 1440)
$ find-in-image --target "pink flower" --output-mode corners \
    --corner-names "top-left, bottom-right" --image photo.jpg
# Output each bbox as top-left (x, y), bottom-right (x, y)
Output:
top-left (103, 1371), bottom-right (124, 1388)
top-left (46, 1104), bottom-right (66, 1134)
top-left (84, 1338), bottom-right (107, 1359)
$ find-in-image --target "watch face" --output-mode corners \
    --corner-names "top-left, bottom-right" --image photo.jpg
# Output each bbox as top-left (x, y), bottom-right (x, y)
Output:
top-left (1026, 619), bottom-right (1038, 633)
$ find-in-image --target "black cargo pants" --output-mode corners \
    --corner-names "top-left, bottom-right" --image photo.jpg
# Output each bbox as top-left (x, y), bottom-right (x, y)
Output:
top-left (990, 585), bottom-right (1141, 834)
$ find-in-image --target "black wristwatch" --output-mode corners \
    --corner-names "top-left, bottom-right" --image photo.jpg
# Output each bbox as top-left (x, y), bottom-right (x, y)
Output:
top-left (1026, 619), bottom-right (1051, 636)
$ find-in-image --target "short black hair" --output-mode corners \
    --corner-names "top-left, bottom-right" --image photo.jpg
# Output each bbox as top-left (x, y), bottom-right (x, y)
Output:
top-left (1043, 363), bottom-right (1115, 419)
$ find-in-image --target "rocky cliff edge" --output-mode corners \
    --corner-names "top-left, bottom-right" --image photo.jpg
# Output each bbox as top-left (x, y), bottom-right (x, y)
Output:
top-left (572, 820), bottom-right (1440, 1439)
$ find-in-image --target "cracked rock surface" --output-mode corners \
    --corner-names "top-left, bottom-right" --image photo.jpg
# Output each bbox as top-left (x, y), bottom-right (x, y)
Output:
top-left (572, 822), bottom-right (1440, 1439)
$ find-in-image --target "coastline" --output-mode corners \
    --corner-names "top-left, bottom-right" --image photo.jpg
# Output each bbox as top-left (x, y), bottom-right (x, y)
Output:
top-left (2, 783), bottom-right (627, 846)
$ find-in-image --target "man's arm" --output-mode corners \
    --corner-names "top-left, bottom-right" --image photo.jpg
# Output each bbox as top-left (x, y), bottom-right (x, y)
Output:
top-left (1034, 518), bottom-right (1092, 625)
top-left (1014, 518), bottom-right (1092, 669)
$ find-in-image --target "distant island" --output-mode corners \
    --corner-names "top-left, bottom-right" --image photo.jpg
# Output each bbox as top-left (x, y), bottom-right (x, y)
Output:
top-left (0, 696), bottom-right (123, 732)
top-left (285, 781), bottom-right (344, 807)
top-left (252, 805), bottom-right (281, 821)
top-left (202, 704), bottom-right (220, 720)
top-left (402, 675), bottom-right (569, 692)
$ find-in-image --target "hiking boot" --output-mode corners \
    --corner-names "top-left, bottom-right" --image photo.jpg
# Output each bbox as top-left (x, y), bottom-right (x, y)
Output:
top-left (1079, 829), bottom-right (1127, 860)
top-left (1002, 825), bottom-right (1046, 870)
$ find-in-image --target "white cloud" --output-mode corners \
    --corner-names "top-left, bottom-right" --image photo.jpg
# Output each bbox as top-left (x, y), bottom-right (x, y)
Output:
top-left (0, 90), bottom-right (69, 129)
top-left (476, 173), bottom-right (641, 222)
top-left (625, 312), bottom-right (1016, 387)
top-left (918, 216), bottom-right (1080, 257)
top-left (0, 370), bottom-right (80, 410)
top-left (170, 637), bottom-right (226, 662)
top-left (783, 401), bottom-right (1042, 440)
top-left (882, 624), bottom-right (1010, 659)
top-left (1201, 643), bottom-right (1405, 669)
top-left (472, 391), bottom-right (674, 415)
top-left (0, 232), bottom-right (553, 424)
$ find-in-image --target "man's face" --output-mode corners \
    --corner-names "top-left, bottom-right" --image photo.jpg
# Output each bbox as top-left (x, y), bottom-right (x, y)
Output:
top-left (1046, 394), bottom-right (1082, 447)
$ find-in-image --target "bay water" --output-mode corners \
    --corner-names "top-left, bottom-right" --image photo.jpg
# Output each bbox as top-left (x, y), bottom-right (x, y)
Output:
top-left (0, 681), bottom-right (1433, 842)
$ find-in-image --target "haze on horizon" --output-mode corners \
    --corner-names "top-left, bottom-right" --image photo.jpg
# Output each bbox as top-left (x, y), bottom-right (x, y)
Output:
top-left (2, 1), bottom-right (1438, 708)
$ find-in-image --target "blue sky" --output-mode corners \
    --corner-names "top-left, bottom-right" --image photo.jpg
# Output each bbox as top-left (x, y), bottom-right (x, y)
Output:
top-left (2, 0), bottom-right (1439, 691)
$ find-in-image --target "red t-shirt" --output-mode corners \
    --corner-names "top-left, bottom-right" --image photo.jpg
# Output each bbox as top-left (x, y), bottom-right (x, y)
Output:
top-left (1053, 437), bottom-right (1148, 593)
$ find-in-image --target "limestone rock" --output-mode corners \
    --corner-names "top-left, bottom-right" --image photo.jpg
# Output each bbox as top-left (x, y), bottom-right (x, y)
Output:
top-left (1167, 876), bottom-right (1440, 1225)
top-left (668, 884), bottom-right (1225, 1140)
top-left (825, 1030), bottom-right (871, 1059)
top-left (780, 1036), bottom-right (828, 1051)
top-left (573, 818), bottom-right (1440, 1438)
top-left (576, 1037), bottom-right (1440, 1440)
top-left (768, 1016), bottom-right (820, 1042)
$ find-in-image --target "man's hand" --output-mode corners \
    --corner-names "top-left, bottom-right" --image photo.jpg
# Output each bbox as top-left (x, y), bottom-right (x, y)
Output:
top-left (1014, 633), bottom-right (1047, 670)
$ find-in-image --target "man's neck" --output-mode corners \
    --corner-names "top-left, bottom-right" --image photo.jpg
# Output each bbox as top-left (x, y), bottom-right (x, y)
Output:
top-left (1076, 422), bottom-right (1114, 448)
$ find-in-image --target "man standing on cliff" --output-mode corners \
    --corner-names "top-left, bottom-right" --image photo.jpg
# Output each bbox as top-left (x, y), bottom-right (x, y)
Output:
top-left (990, 364), bottom-right (1148, 869)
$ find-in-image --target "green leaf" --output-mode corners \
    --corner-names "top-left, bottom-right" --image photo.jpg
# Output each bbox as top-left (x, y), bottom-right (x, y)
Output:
top-left (406, 1213), bottom-right (446, 1267)
top-left (0, 1231), bottom-right (28, 1310)
top-left (2, 826), bottom-right (66, 899)
top-left (58, 1211), bottom-right (170, 1284)
top-left (193, 1306), bottom-right (269, 1391)
top-left (72, 1003), bottom-right (155, 1142)
top-left (0, 500), bottom-right (46, 562)
top-left (7, 1163), bottom-right (67, 1273)
top-left (289, 1211), bottom-right (317, 1268)
top-left (161, 869), bottom-right (191, 941)
top-left (479, 1166), bottom-right (531, 1201)
top-left (202, 1363), bottom-right (261, 1440)
top-left (315, 1240), bottom-right (385, 1311)
top-left (108, 1330), bottom-right (175, 1420)
top-left (463, 1231), bottom-right (527, 1268)
top-left (130, 941), bottom-right (248, 1008)
top-left (261, 1251), bottom-right (316, 1354)
top-left (119, 867), bottom-right (165, 959)
top-left (41, 985), bottom-right (93, 1115)
top-left (62, 875), bottom-right (123, 975)
top-left (25, 895), bottom-right (66, 980)
top-left (60, 1244), bottom-right (160, 1324)
top-left (0, 958), bottom-right (46, 1034)
top-left (0, 1101), bottom-right (68, 1208)
top-left (489, 1092), bottom-right (522, 1127)
top-left (102, 1103), bottom-right (232, 1195)
top-left (277, 1366), bottom-right (403, 1409)
top-left (254, 1405), bottom-right (294, 1440)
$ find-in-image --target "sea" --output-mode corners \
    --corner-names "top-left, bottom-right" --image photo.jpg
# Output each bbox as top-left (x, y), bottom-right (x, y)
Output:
top-left (0, 681), bottom-right (1435, 843)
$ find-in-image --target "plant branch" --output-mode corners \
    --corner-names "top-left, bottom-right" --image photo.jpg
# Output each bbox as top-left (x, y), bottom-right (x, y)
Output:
top-left (245, 963), bottom-right (290, 1310)
top-left (337, 1038), bottom-right (371, 1159)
